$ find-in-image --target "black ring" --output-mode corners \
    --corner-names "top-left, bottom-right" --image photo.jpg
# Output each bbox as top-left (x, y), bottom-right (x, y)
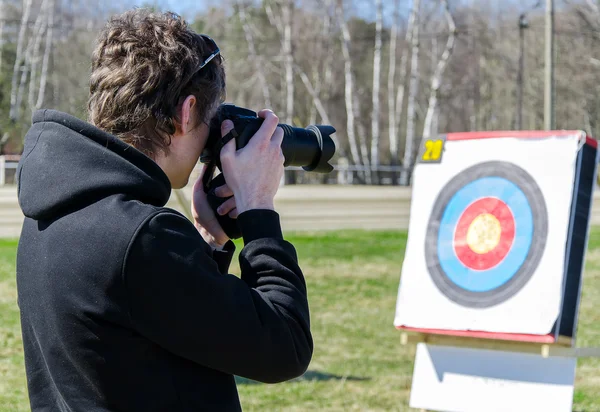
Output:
top-left (425, 161), bottom-right (548, 308)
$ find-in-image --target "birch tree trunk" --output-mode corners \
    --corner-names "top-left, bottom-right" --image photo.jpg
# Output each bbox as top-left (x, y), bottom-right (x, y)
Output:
top-left (280, 0), bottom-right (295, 184)
top-left (29, 0), bottom-right (50, 112)
top-left (296, 67), bottom-right (332, 127)
top-left (294, 63), bottom-right (345, 158)
top-left (370, 0), bottom-right (383, 183)
top-left (422, 0), bottom-right (456, 140)
top-left (353, 91), bottom-right (371, 183)
top-left (264, 0), bottom-right (294, 125)
top-left (322, 2), bottom-right (334, 102)
top-left (282, 0), bottom-right (294, 125)
top-left (36, 0), bottom-right (55, 109)
top-left (265, 1), bottom-right (283, 35)
top-left (10, 0), bottom-right (33, 121)
top-left (309, 4), bottom-right (333, 125)
top-left (388, 0), bottom-right (400, 171)
top-left (19, 0), bottom-right (47, 121)
top-left (238, 1), bottom-right (272, 107)
top-left (0, 0), bottom-right (5, 71)
top-left (400, 0), bottom-right (421, 186)
top-left (335, 0), bottom-right (362, 170)
top-left (467, 4), bottom-right (476, 131)
top-left (307, 0), bottom-right (335, 126)
top-left (394, 0), bottom-right (417, 157)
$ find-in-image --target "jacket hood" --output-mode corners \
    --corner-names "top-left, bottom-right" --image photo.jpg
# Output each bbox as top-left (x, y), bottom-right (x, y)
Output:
top-left (17, 109), bottom-right (172, 220)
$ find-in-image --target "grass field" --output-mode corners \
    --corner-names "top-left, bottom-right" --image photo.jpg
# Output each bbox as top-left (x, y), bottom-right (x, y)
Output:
top-left (0, 230), bottom-right (599, 411)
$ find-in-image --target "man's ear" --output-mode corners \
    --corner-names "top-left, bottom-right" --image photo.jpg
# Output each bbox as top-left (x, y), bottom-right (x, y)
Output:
top-left (177, 95), bottom-right (197, 135)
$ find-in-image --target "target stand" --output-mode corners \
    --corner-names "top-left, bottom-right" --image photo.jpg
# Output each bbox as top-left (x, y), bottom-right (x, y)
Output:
top-left (393, 131), bottom-right (600, 412)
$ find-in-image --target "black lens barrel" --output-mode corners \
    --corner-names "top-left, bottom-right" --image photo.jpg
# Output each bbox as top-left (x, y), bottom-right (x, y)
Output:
top-left (279, 124), bottom-right (336, 173)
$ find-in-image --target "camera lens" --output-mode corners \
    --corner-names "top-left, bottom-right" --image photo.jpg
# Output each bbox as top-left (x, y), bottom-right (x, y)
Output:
top-left (279, 124), bottom-right (336, 173)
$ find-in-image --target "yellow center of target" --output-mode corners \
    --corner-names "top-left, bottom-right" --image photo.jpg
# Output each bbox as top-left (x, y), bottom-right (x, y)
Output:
top-left (466, 213), bottom-right (502, 254)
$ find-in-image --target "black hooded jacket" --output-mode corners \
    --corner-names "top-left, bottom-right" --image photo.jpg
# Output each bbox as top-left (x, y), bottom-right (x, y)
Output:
top-left (15, 109), bottom-right (313, 412)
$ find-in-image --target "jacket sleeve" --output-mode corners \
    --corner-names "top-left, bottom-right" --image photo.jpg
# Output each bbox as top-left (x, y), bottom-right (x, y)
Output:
top-left (123, 209), bottom-right (313, 383)
top-left (211, 240), bottom-right (236, 275)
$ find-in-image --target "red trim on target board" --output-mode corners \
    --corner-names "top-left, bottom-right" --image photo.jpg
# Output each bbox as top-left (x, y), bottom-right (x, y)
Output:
top-left (445, 130), bottom-right (598, 149)
top-left (396, 325), bottom-right (557, 343)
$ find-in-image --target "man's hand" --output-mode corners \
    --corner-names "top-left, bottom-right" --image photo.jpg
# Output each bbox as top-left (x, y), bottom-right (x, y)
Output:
top-left (191, 165), bottom-right (238, 249)
top-left (220, 109), bottom-right (285, 214)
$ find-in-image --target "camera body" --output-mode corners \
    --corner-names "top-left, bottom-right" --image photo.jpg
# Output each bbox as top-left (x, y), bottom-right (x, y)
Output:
top-left (200, 105), bottom-right (268, 171)
top-left (201, 104), bottom-right (336, 239)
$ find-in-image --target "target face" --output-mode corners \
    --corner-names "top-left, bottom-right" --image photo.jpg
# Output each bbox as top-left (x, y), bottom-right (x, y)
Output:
top-left (425, 161), bottom-right (548, 308)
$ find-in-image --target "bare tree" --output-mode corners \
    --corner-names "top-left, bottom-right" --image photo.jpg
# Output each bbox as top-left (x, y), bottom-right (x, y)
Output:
top-left (265, 0), bottom-right (283, 34)
top-left (295, 63), bottom-right (343, 156)
top-left (29, 0), bottom-right (52, 112)
top-left (564, 0), bottom-right (600, 37)
top-left (334, 0), bottom-right (372, 182)
top-left (18, 0), bottom-right (49, 121)
top-left (393, 0), bottom-right (417, 164)
top-left (10, 0), bottom-right (33, 122)
top-left (296, 66), bottom-right (332, 127)
top-left (335, 0), bottom-right (362, 171)
top-left (0, 0), bottom-right (5, 70)
top-left (263, 0), bottom-right (294, 124)
top-left (237, 0), bottom-right (272, 107)
top-left (422, 0), bottom-right (456, 140)
top-left (400, 0), bottom-right (421, 186)
top-left (387, 0), bottom-right (400, 170)
top-left (282, 0), bottom-right (294, 124)
top-left (353, 91), bottom-right (371, 182)
top-left (308, 1), bottom-right (335, 125)
top-left (370, 0), bottom-right (383, 181)
top-left (36, 0), bottom-right (54, 109)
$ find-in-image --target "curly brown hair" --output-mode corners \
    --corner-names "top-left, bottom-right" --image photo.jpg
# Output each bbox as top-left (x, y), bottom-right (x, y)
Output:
top-left (87, 9), bottom-right (226, 158)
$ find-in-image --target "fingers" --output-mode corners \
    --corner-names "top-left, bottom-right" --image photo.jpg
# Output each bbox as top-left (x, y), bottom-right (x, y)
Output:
top-left (220, 120), bottom-right (236, 163)
top-left (271, 126), bottom-right (284, 146)
top-left (257, 109), bottom-right (275, 118)
top-left (271, 126), bottom-right (285, 165)
top-left (217, 196), bottom-right (236, 216)
top-left (248, 110), bottom-right (279, 148)
top-left (221, 119), bottom-right (234, 138)
top-left (193, 164), bottom-right (209, 191)
top-left (214, 184), bottom-right (234, 197)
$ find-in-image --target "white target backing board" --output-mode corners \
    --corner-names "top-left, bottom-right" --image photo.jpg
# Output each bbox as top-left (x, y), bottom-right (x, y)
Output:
top-left (394, 131), bottom-right (599, 343)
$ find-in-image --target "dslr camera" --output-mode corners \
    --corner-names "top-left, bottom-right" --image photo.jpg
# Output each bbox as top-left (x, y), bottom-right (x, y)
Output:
top-left (200, 104), bottom-right (336, 239)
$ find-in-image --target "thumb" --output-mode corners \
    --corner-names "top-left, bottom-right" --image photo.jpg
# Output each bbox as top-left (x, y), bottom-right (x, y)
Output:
top-left (220, 120), bottom-right (236, 157)
top-left (221, 119), bottom-right (234, 137)
top-left (193, 164), bottom-right (209, 190)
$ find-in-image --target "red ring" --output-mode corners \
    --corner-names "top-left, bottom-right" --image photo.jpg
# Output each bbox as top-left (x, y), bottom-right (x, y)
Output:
top-left (453, 197), bottom-right (515, 270)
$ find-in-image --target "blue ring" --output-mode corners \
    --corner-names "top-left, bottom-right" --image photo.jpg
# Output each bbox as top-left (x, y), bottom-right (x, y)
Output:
top-left (436, 177), bottom-right (533, 292)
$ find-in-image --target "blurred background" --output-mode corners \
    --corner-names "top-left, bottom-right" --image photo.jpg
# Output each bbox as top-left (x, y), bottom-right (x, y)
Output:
top-left (0, 0), bottom-right (597, 186)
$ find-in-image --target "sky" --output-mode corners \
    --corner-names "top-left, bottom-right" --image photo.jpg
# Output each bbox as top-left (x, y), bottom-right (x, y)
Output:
top-left (128, 0), bottom-right (551, 24)
top-left (129, 0), bottom-right (226, 18)
top-left (128, 0), bottom-right (406, 21)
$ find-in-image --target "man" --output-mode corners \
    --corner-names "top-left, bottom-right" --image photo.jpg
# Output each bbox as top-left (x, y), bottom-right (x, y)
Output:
top-left (16, 8), bottom-right (312, 412)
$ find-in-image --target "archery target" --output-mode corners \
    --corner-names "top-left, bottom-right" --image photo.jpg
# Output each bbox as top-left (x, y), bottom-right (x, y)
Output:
top-left (425, 161), bottom-right (548, 308)
top-left (394, 131), bottom-right (592, 336)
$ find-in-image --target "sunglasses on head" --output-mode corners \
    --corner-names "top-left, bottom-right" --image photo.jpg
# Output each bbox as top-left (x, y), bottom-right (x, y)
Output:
top-left (198, 34), bottom-right (220, 70)
top-left (179, 34), bottom-right (220, 90)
